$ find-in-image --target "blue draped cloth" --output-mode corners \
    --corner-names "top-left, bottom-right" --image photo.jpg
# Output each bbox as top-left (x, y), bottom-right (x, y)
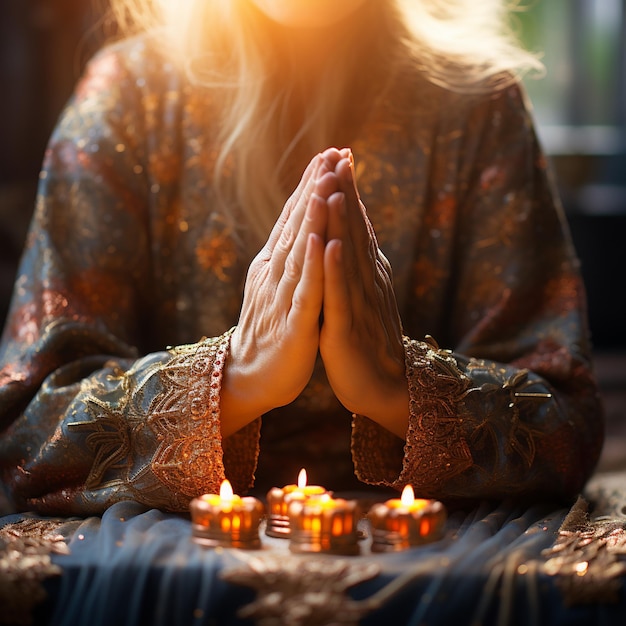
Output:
top-left (2, 498), bottom-right (625, 626)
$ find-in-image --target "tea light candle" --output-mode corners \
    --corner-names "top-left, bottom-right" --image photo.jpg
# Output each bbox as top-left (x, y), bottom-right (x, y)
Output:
top-left (190, 480), bottom-right (265, 549)
top-left (265, 468), bottom-right (328, 538)
top-left (288, 493), bottom-right (360, 556)
top-left (368, 485), bottom-right (446, 552)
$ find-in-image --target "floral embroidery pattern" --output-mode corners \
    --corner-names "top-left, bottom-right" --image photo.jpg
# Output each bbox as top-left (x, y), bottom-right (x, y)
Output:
top-left (148, 330), bottom-right (233, 503)
top-left (70, 396), bottom-right (132, 489)
top-left (402, 335), bottom-right (473, 489)
top-left (397, 335), bottom-right (555, 496)
top-left (465, 365), bottom-right (550, 473)
top-left (68, 331), bottom-right (233, 510)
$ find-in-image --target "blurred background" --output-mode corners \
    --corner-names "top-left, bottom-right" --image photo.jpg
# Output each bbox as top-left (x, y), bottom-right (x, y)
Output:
top-left (520, 0), bottom-right (626, 472)
top-left (0, 0), bottom-right (624, 468)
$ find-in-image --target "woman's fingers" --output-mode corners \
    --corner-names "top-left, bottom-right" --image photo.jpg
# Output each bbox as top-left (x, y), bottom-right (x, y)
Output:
top-left (290, 231), bottom-right (325, 331)
top-left (273, 146), bottom-right (341, 248)
top-left (263, 154), bottom-right (323, 260)
top-left (269, 167), bottom-right (339, 277)
top-left (325, 156), bottom-right (379, 326)
top-left (323, 194), bottom-right (353, 338)
top-left (280, 171), bottom-right (337, 275)
top-left (320, 146), bottom-right (344, 172)
top-left (335, 157), bottom-right (378, 272)
top-left (275, 193), bottom-right (327, 322)
top-left (224, 151), bottom-right (344, 420)
top-left (273, 168), bottom-right (339, 305)
top-left (319, 150), bottom-right (408, 433)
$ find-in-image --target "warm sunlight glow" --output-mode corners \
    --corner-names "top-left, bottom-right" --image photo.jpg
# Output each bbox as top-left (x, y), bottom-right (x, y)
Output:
top-left (220, 479), bottom-right (234, 501)
top-left (297, 468), bottom-right (307, 489)
top-left (401, 484), bottom-right (415, 506)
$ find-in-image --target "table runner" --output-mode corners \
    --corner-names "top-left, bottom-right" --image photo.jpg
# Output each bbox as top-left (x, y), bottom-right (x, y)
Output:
top-left (2, 474), bottom-right (626, 625)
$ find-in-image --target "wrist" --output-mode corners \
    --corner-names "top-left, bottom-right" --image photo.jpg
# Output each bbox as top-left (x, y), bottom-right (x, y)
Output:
top-left (356, 381), bottom-right (409, 439)
top-left (220, 330), bottom-right (273, 437)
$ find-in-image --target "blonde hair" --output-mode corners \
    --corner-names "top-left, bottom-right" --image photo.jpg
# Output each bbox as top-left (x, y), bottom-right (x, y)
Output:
top-left (107, 0), bottom-right (543, 242)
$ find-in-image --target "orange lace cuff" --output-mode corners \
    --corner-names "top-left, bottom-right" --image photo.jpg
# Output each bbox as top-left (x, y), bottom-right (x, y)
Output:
top-left (353, 336), bottom-right (473, 494)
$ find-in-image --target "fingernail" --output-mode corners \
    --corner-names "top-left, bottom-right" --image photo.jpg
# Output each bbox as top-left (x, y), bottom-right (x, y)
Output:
top-left (306, 233), bottom-right (317, 260)
top-left (334, 240), bottom-right (343, 263)
top-left (329, 191), bottom-right (346, 217)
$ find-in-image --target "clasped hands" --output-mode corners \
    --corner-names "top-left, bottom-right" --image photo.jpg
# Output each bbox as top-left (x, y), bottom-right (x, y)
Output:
top-left (221, 148), bottom-right (409, 439)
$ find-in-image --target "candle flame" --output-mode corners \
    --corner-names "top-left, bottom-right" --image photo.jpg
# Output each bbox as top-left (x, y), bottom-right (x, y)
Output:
top-left (297, 468), bottom-right (307, 489)
top-left (220, 479), bottom-right (234, 501)
top-left (401, 484), bottom-right (415, 506)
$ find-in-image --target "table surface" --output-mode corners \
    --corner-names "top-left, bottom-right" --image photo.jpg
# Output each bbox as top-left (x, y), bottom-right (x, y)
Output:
top-left (2, 474), bottom-right (626, 626)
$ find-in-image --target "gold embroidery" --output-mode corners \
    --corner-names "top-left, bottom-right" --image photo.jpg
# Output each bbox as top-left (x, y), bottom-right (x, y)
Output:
top-left (68, 330), bottom-right (233, 510)
top-left (69, 396), bottom-right (132, 489)
top-left (540, 497), bottom-right (626, 605)
top-left (222, 553), bottom-right (381, 625)
top-left (0, 519), bottom-right (69, 625)
top-left (148, 329), bottom-right (234, 503)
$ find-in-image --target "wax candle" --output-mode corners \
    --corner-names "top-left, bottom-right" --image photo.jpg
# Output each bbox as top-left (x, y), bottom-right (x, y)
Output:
top-left (190, 480), bottom-right (265, 549)
top-left (367, 485), bottom-right (446, 552)
top-left (265, 468), bottom-right (328, 538)
top-left (288, 493), bottom-right (361, 555)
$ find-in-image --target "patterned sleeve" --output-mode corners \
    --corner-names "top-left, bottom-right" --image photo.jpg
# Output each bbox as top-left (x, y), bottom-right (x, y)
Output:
top-left (1, 332), bottom-right (261, 515)
top-left (0, 45), bottom-right (259, 515)
top-left (352, 82), bottom-right (604, 503)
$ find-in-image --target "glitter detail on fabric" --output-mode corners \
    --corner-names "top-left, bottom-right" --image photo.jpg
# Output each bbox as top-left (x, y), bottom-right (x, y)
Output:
top-left (540, 496), bottom-right (626, 605)
top-left (148, 329), bottom-right (234, 506)
top-left (0, 518), bottom-right (69, 625)
top-left (70, 396), bottom-right (133, 490)
top-left (400, 335), bottom-right (473, 488)
top-left (66, 330), bottom-right (234, 511)
top-left (222, 553), bottom-right (381, 626)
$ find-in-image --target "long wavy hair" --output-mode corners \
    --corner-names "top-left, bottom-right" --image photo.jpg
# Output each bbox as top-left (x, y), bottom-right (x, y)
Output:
top-left (106, 0), bottom-right (543, 242)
